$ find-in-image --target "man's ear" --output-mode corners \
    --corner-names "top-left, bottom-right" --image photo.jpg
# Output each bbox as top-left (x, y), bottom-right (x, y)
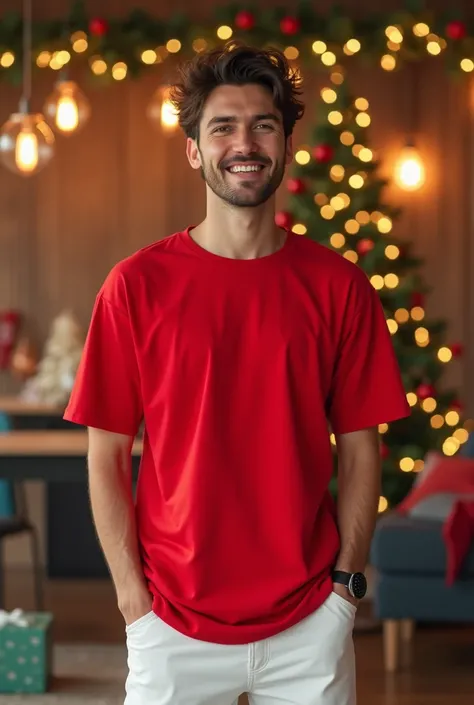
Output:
top-left (186, 138), bottom-right (201, 170)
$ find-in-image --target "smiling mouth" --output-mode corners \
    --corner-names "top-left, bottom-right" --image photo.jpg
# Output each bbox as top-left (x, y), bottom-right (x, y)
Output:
top-left (225, 164), bottom-right (267, 174)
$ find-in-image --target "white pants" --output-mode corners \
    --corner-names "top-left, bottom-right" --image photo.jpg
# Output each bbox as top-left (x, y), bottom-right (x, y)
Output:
top-left (124, 591), bottom-right (356, 705)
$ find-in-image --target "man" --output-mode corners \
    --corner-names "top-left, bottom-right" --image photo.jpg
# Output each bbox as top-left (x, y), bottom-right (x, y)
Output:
top-left (64, 43), bottom-right (410, 705)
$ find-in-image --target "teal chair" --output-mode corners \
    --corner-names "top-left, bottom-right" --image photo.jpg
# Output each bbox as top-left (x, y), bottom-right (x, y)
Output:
top-left (0, 412), bottom-right (43, 609)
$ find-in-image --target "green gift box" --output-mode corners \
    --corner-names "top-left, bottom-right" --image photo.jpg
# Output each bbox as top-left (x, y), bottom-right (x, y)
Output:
top-left (0, 611), bottom-right (54, 693)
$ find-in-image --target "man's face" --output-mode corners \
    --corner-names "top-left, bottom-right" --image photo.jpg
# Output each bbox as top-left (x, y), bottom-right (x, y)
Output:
top-left (186, 84), bottom-right (293, 208)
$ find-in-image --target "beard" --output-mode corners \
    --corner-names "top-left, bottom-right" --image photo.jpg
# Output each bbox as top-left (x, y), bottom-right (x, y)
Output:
top-left (199, 150), bottom-right (286, 208)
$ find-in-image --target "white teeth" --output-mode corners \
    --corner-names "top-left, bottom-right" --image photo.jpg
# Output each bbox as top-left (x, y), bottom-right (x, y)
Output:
top-left (229, 165), bottom-right (263, 173)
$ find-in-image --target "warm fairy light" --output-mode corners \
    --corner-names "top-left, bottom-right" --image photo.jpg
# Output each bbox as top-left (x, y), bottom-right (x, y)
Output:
top-left (443, 437), bottom-right (460, 456)
top-left (461, 59), bottom-right (474, 72)
top-left (387, 319), bottom-right (398, 334)
top-left (321, 88), bottom-right (337, 103)
top-left (90, 58), bottom-right (107, 75)
top-left (385, 245), bottom-right (400, 259)
top-left (192, 38), bottom-right (208, 53)
top-left (344, 39), bottom-right (361, 55)
top-left (395, 308), bottom-right (409, 323)
top-left (411, 306), bottom-right (425, 321)
top-left (166, 39), bottom-right (182, 53)
top-left (330, 433), bottom-right (336, 445)
top-left (438, 346), bottom-right (452, 363)
top-left (330, 70), bottom-right (344, 85)
top-left (295, 149), bottom-right (311, 164)
top-left (381, 54), bottom-right (397, 71)
top-left (292, 223), bottom-right (307, 235)
top-left (414, 460), bottom-right (425, 473)
top-left (400, 457), bottom-right (415, 472)
top-left (343, 250), bottom-right (358, 263)
top-left (379, 423), bottom-right (389, 433)
top-left (141, 49), bottom-right (157, 64)
top-left (413, 23), bottom-right (430, 37)
top-left (284, 46), bottom-right (299, 60)
top-left (321, 205), bottom-right (335, 219)
top-left (217, 25), bottom-right (233, 40)
top-left (312, 41), bottom-right (327, 54)
top-left (358, 147), bottom-right (373, 162)
top-left (378, 496), bottom-right (388, 513)
top-left (431, 415), bottom-right (444, 429)
top-left (330, 196), bottom-right (345, 210)
top-left (384, 273), bottom-right (399, 288)
top-left (355, 210), bottom-right (370, 224)
top-left (406, 392), bottom-right (418, 406)
top-left (356, 112), bottom-right (371, 127)
top-left (349, 174), bottom-right (364, 189)
top-left (385, 26), bottom-right (403, 43)
top-left (330, 233), bottom-right (346, 248)
top-left (453, 428), bottom-right (469, 443)
top-left (338, 193), bottom-right (351, 207)
top-left (355, 97), bottom-right (369, 111)
top-left (36, 51), bottom-right (51, 68)
top-left (415, 326), bottom-right (429, 345)
top-left (345, 219), bottom-right (359, 234)
top-left (0, 52), bottom-right (15, 68)
top-left (112, 62), bottom-right (127, 80)
top-left (446, 410), bottom-right (460, 426)
top-left (321, 51), bottom-right (337, 66)
top-left (427, 41), bottom-right (441, 56)
top-left (328, 110), bottom-right (343, 125)
top-left (340, 131), bottom-right (354, 145)
top-left (370, 275), bottom-right (384, 290)
top-left (422, 397), bottom-right (436, 413)
top-left (377, 217), bottom-right (392, 233)
top-left (330, 165), bottom-right (345, 181)
top-left (314, 193), bottom-right (328, 206)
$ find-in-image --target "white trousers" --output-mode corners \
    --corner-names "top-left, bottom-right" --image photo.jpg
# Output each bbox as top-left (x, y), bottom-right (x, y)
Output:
top-left (124, 590), bottom-right (357, 705)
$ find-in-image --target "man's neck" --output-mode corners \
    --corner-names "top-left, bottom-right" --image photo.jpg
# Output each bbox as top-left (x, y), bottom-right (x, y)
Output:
top-left (191, 199), bottom-right (286, 260)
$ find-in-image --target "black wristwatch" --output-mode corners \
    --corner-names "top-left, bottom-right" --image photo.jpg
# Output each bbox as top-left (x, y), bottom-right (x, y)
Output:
top-left (332, 570), bottom-right (367, 599)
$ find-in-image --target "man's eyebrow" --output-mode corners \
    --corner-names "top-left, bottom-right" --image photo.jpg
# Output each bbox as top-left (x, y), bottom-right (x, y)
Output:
top-left (206, 113), bottom-right (281, 129)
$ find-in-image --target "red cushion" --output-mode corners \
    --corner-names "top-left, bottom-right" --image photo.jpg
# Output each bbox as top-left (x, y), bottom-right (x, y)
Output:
top-left (398, 454), bottom-right (474, 514)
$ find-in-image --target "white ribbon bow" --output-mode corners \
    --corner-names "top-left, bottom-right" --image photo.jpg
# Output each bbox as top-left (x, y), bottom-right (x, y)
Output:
top-left (0, 608), bottom-right (29, 629)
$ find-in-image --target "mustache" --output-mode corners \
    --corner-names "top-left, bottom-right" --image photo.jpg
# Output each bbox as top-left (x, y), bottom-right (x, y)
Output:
top-left (220, 154), bottom-right (272, 169)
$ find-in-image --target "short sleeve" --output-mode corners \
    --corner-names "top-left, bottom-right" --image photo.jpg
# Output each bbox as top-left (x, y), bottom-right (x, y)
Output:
top-left (327, 276), bottom-right (411, 435)
top-left (63, 276), bottom-right (143, 436)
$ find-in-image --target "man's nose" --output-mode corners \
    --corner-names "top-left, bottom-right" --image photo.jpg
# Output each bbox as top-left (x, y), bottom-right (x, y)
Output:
top-left (232, 127), bottom-right (257, 155)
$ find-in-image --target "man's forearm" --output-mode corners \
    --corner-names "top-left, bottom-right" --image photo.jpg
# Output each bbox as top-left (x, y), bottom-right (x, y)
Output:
top-left (87, 448), bottom-right (148, 598)
top-left (334, 431), bottom-right (381, 573)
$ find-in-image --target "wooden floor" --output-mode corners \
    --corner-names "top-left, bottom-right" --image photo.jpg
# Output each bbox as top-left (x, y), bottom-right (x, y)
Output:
top-left (7, 570), bottom-right (474, 704)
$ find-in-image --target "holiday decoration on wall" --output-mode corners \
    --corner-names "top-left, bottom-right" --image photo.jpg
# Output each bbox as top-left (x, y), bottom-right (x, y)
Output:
top-left (282, 77), bottom-right (467, 508)
top-left (0, 311), bottom-right (21, 370)
top-left (21, 310), bottom-right (84, 407)
top-left (10, 335), bottom-right (38, 380)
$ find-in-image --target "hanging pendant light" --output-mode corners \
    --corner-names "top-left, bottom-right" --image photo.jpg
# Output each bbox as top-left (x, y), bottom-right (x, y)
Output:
top-left (147, 85), bottom-right (179, 134)
top-left (43, 75), bottom-right (91, 135)
top-left (0, 0), bottom-right (54, 176)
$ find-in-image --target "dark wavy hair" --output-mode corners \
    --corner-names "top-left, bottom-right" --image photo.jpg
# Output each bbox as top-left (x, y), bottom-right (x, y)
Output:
top-left (168, 42), bottom-right (305, 141)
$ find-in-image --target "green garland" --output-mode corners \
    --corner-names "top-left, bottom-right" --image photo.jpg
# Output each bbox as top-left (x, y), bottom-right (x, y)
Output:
top-left (1, 0), bottom-right (474, 86)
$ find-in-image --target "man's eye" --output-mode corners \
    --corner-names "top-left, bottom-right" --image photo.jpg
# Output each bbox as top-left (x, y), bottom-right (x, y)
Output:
top-left (256, 124), bottom-right (274, 130)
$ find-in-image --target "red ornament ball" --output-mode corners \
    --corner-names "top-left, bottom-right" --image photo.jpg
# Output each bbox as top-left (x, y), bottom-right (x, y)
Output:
top-left (280, 16), bottom-right (301, 36)
top-left (235, 10), bottom-right (255, 31)
top-left (380, 443), bottom-right (390, 460)
top-left (411, 291), bottom-right (425, 308)
top-left (416, 383), bottom-right (435, 400)
top-left (313, 144), bottom-right (334, 163)
top-left (89, 17), bottom-right (109, 36)
top-left (446, 20), bottom-right (466, 41)
top-left (357, 238), bottom-right (374, 255)
top-left (450, 342), bottom-right (463, 358)
top-left (275, 211), bottom-right (293, 229)
top-left (286, 178), bottom-right (305, 195)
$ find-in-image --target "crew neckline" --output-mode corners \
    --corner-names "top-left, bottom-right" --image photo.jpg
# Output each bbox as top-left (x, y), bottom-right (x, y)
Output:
top-left (180, 225), bottom-right (295, 265)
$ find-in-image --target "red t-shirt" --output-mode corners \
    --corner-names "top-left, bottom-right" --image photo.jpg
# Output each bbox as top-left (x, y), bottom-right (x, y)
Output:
top-left (64, 227), bottom-right (410, 644)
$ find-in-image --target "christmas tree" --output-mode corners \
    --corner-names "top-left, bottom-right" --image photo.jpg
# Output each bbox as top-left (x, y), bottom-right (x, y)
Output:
top-left (278, 78), bottom-right (467, 509)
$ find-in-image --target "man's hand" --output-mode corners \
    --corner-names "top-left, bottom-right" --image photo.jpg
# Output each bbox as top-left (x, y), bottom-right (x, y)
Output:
top-left (332, 581), bottom-right (358, 608)
top-left (118, 585), bottom-right (153, 626)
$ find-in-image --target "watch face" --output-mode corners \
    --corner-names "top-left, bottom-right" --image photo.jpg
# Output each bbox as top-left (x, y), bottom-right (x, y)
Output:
top-left (349, 572), bottom-right (367, 599)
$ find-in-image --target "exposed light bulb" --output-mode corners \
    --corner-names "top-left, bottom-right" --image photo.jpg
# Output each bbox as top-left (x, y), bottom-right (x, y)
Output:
top-left (15, 127), bottom-right (38, 172)
top-left (56, 95), bottom-right (79, 132)
top-left (43, 79), bottom-right (90, 135)
top-left (147, 85), bottom-right (179, 134)
top-left (0, 112), bottom-right (55, 176)
top-left (394, 143), bottom-right (425, 191)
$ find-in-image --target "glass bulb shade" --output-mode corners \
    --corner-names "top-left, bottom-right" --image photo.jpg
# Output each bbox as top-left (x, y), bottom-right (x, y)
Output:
top-left (394, 145), bottom-right (425, 191)
top-left (43, 80), bottom-right (91, 134)
top-left (0, 112), bottom-right (55, 176)
top-left (147, 86), bottom-right (179, 133)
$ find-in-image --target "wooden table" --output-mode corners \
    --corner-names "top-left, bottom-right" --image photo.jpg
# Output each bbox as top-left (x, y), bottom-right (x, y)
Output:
top-left (0, 395), bottom-right (65, 417)
top-left (0, 430), bottom-right (143, 578)
top-left (0, 430), bottom-right (143, 481)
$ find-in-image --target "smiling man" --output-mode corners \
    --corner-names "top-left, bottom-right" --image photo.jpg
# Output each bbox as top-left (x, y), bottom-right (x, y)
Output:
top-left (64, 43), bottom-right (410, 705)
